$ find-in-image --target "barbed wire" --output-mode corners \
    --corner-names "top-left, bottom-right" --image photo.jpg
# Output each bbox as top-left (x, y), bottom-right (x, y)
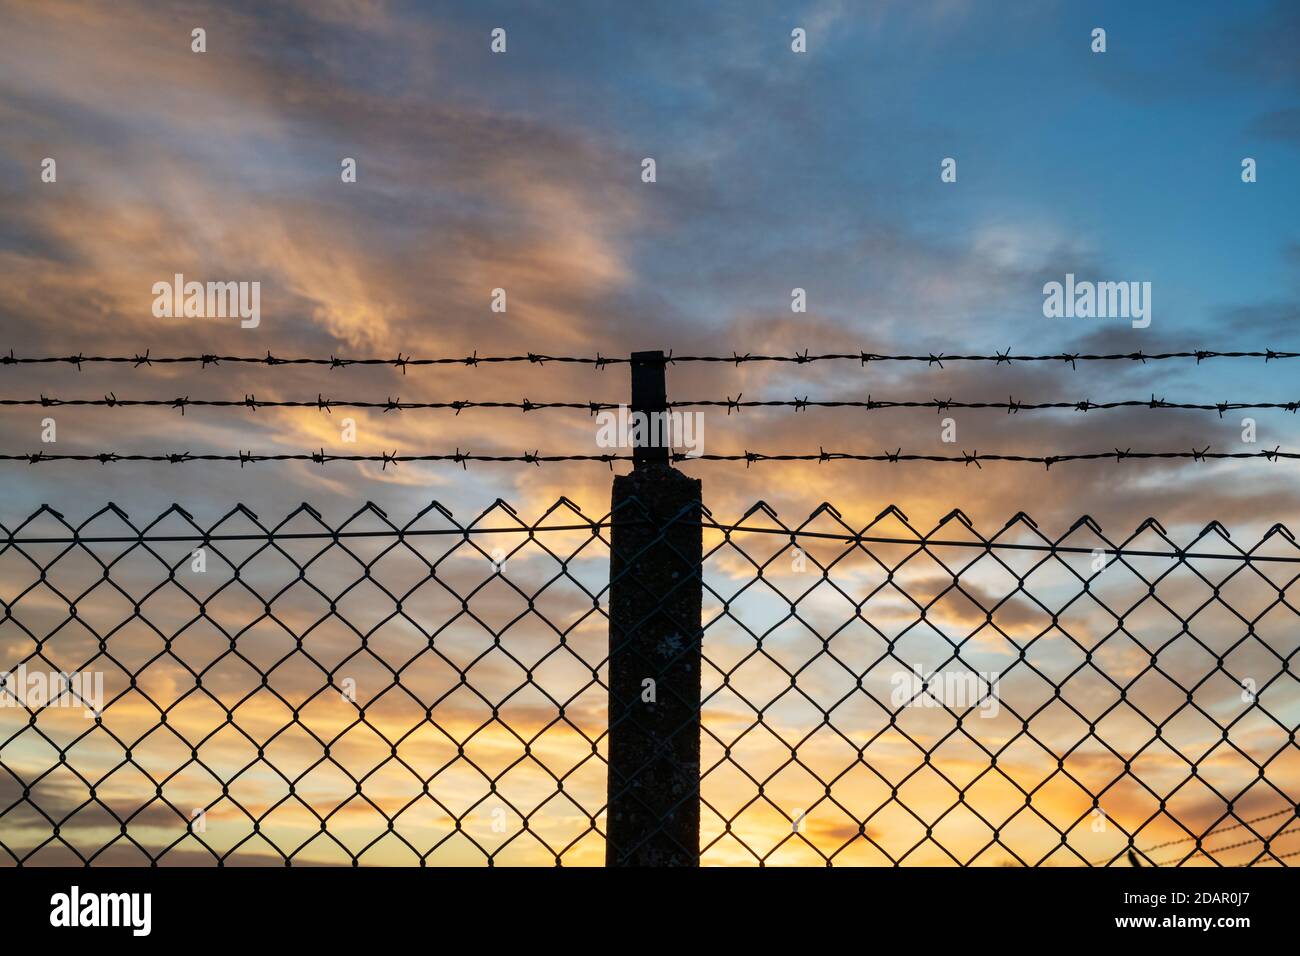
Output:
top-left (4, 348), bottom-right (1299, 371)
top-left (1089, 809), bottom-right (1295, 865)
top-left (0, 447), bottom-right (1296, 468)
top-left (4, 393), bottom-right (1298, 416)
top-left (1247, 845), bottom-right (1300, 865)
top-left (1, 395), bottom-right (614, 414)
top-left (692, 396), bottom-right (1300, 415)
top-left (1156, 823), bottom-right (1300, 867)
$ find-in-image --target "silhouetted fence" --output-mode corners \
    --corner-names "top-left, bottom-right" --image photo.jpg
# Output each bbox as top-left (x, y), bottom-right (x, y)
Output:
top-left (3, 350), bottom-right (1299, 866)
top-left (2, 491), bottom-right (1298, 866)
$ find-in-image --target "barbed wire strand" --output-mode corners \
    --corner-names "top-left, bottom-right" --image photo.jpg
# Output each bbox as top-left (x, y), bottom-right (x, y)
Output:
top-left (2, 448), bottom-right (1295, 469)
top-left (4, 348), bottom-right (1299, 372)
top-left (3, 394), bottom-right (1298, 417)
top-left (1089, 808), bottom-right (1295, 865)
top-left (1155, 822), bottom-right (1300, 867)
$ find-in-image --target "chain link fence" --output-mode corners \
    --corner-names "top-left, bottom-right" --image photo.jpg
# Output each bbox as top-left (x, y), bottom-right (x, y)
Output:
top-left (698, 504), bottom-right (1300, 866)
top-left (2, 498), bottom-right (1298, 865)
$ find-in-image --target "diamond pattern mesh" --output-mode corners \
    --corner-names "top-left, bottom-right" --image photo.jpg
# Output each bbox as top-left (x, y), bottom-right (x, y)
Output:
top-left (2, 500), bottom-right (1297, 865)
top-left (699, 504), bottom-right (1300, 866)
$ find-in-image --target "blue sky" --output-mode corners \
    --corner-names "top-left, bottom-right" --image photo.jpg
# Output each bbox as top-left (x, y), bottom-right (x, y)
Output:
top-left (413, 0), bottom-right (1299, 342)
top-left (0, 0), bottom-right (1296, 533)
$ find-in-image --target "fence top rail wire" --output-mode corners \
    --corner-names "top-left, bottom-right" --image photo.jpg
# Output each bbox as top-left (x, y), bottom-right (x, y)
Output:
top-left (0, 498), bottom-right (621, 541)
top-left (5, 394), bottom-right (1299, 416)
top-left (2, 448), bottom-right (1297, 468)
top-left (4, 348), bottom-right (1299, 370)
top-left (5, 500), bottom-right (1298, 565)
top-left (700, 522), bottom-right (1300, 564)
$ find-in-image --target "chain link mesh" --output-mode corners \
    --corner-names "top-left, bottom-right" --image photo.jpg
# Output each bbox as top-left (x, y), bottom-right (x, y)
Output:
top-left (0, 500), bottom-right (622, 865)
top-left (2, 500), bottom-right (1298, 865)
top-left (699, 504), bottom-right (1300, 866)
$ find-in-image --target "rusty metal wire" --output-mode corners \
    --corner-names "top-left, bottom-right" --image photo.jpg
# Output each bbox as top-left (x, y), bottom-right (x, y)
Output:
top-left (2, 500), bottom-right (1298, 866)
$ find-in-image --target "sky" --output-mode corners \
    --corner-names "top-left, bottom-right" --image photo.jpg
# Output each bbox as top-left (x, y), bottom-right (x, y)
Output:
top-left (0, 0), bottom-right (1297, 865)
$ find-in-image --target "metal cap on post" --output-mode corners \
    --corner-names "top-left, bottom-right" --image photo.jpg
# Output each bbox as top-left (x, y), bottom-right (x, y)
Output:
top-left (630, 350), bottom-right (669, 469)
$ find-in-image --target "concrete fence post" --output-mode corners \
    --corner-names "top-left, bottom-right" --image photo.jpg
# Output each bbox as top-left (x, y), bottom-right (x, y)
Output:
top-left (605, 350), bottom-right (703, 866)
